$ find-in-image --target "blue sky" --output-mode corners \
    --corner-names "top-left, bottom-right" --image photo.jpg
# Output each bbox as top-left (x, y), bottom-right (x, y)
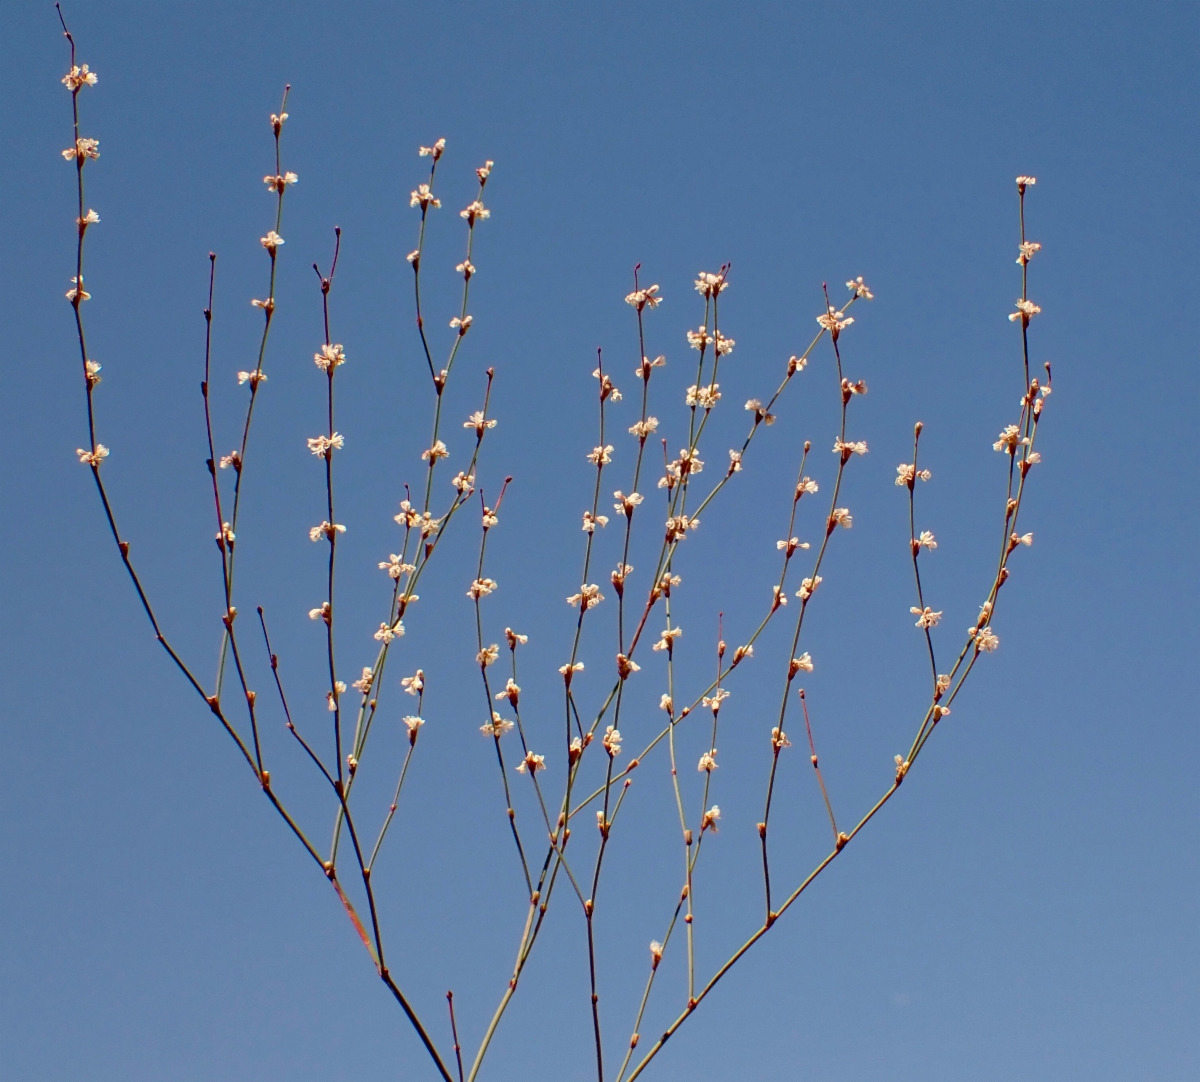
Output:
top-left (1, 2), bottom-right (1196, 1081)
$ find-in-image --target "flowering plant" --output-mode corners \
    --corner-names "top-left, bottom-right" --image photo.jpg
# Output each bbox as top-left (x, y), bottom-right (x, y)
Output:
top-left (57, 11), bottom-right (1050, 1080)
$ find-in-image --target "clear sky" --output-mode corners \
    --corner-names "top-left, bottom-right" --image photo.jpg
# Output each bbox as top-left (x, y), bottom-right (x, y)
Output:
top-left (1, 2), bottom-right (1196, 1081)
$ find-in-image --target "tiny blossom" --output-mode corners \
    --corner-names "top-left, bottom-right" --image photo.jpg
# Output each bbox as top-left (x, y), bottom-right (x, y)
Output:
top-left (678, 448), bottom-right (703, 476)
top-left (771, 726), bottom-right (792, 750)
top-left (636, 355), bottom-right (667, 379)
top-left (62, 137), bottom-right (100, 163)
top-left (687, 326), bottom-right (714, 351)
top-left (697, 749), bottom-right (718, 773)
top-left (993, 425), bottom-right (1022, 453)
top-left (603, 726), bottom-right (622, 756)
top-left (260, 230), bottom-right (285, 251)
top-left (1016, 175), bottom-right (1037, 187)
top-left (467, 578), bottom-right (498, 600)
top-left (934, 705), bottom-right (952, 719)
top-left (1017, 241), bottom-right (1042, 265)
top-left (973, 626), bottom-right (1000, 652)
top-left (314, 343), bottom-right (346, 370)
top-left (776, 537), bottom-right (810, 556)
top-left (664, 514), bottom-right (699, 542)
top-left (912, 606), bottom-right (942, 629)
top-left (62, 64), bottom-right (99, 90)
top-left (625, 284), bottom-right (663, 310)
top-left (463, 410), bottom-right (496, 437)
top-left (481, 506), bottom-right (498, 529)
top-left (449, 315), bottom-right (473, 334)
top-left (326, 680), bottom-right (347, 711)
top-left (744, 399), bottom-right (777, 426)
top-left (728, 450), bottom-right (743, 473)
top-left (402, 671), bottom-right (425, 696)
top-left (895, 463), bottom-right (932, 486)
top-left (419, 138), bottom-right (446, 159)
top-left (701, 805), bottom-right (721, 832)
top-left (263, 172), bottom-right (298, 191)
top-left (410, 184), bottom-right (441, 209)
top-left (421, 440), bottom-right (450, 462)
top-left (796, 575), bottom-right (822, 601)
top-left (403, 716), bottom-right (425, 740)
top-left (702, 687), bottom-right (731, 712)
top-left (830, 507), bottom-right (853, 529)
top-left (978, 600), bottom-right (994, 624)
top-left (516, 751), bottom-right (546, 774)
top-left (694, 272), bottom-right (729, 298)
top-left (85, 359), bottom-right (103, 385)
top-left (476, 159), bottom-right (494, 180)
top-left (613, 490), bottom-right (643, 516)
top-left (65, 276), bottom-right (90, 302)
top-left (251, 297), bottom-right (275, 313)
top-left (917, 530), bottom-right (937, 550)
top-left (307, 433), bottom-right (344, 456)
top-left (1009, 298), bottom-right (1042, 323)
top-left (794, 653), bottom-right (815, 673)
top-left (797, 477), bottom-right (819, 497)
top-left (452, 471), bottom-right (475, 495)
top-left (936, 674), bottom-right (952, 695)
top-left (833, 438), bottom-right (869, 459)
top-left (650, 940), bottom-right (664, 965)
top-left (582, 511), bottom-right (609, 533)
top-left (460, 200), bottom-right (491, 223)
top-left (845, 276), bottom-right (874, 299)
top-left (817, 305), bottom-right (853, 337)
top-left (478, 644), bottom-right (501, 666)
top-left (407, 249), bottom-right (420, 265)
top-left (506, 628), bottom-right (529, 648)
top-left (76, 444), bottom-right (109, 466)
top-left (309, 521), bottom-right (346, 542)
top-left (714, 330), bottom-right (735, 356)
top-left (395, 500), bottom-right (422, 528)
top-left (660, 694), bottom-right (674, 714)
top-left (456, 260), bottom-right (475, 278)
top-left (374, 620), bottom-right (405, 643)
top-left (732, 644), bottom-right (753, 664)
top-left (787, 354), bottom-right (809, 376)
top-left (309, 602), bottom-right (331, 623)
top-left (481, 712), bottom-right (515, 737)
top-left (841, 377), bottom-right (869, 398)
top-left (895, 755), bottom-right (910, 781)
top-left (629, 417), bottom-right (659, 438)
top-left (495, 678), bottom-right (520, 706)
top-left (592, 369), bottom-right (622, 401)
top-left (616, 653), bottom-right (640, 679)
top-left (686, 383), bottom-right (721, 409)
top-left (566, 583), bottom-right (604, 610)
top-left (587, 444), bottom-right (614, 466)
top-left (1026, 451), bottom-right (1042, 465)
top-left (351, 668), bottom-right (375, 693)
top-left (78, 209), bottom-right (101, 228)
top-left (237, 370), bottom-right (267, 387)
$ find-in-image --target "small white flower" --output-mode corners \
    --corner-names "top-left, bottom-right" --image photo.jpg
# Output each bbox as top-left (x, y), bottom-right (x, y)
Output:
top-left (911, 606), bottom-right (942, 629)
top-left (314, 343), bottom-right (346, 371)
top-left (467, 578), bottom-right (497, 599)
top-left (587, 444), bottom-right (614, 466)
top-left (625, 284), bottom-right (663, 310)
top-left (603, 726), bottom-right (622, 757)
top-left (917, 530), bottom-right (937, 550)
top-left (307, 433), bottom-right (345, 456)
top-left (478, 644), bottom-right (501, 667)
top-left (351, 668), bottom-right (375, 694)
top-left (421, 440), bottom-right (450, 462)
top-left (75, 444), bottom-right (109, 466)
top-left (410, 184), bottom-right (440, 209)
top-left (845, 276), bottom-right (874, 299)
top-left (402, 671), bottom-right (425, 696)
top-left (516, 751), bottom-right (545, 774)
top-left (62, 64), bottom-right (99, 90)
top-left (374, 620), bottom-right (405, 643)
top-left (260, 230), bottom-right (284, 251)
top-left (481, 712), bottom-right (514, 737)
top-left (793, 652), bottom-right (814, 673)
top-left (460, 200), bottom-right (490, 223)
top-left (1009, 298), bottom-right (1041, 323)
top-left (652, 626), bottom-right (682, 652)
top-left (701, 805), bottom-right (721, 832)
top-left (419, 138), bottom-right (446, 159)
top-left (697, 749), bottom-right (718, 773)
